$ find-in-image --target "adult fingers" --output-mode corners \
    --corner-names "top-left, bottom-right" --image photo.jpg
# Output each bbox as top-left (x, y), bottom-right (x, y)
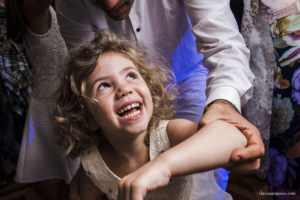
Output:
top-left (231, 142), bottom-right (265, 161)
top-left (227, 120), bottom-right (265, 162)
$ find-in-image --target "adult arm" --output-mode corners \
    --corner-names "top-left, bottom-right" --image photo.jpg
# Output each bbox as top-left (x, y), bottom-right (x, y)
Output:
top-left (55, 0), bottom-right (96, 48)
top-left (200, 100), bottom-right (264, 162)
top-left (184, 0), bottom-right (264, 162)
top-left (118, 119), bottom-right (252, 200)
top-left (23, 0), bottom-right (52, 34)
top-left (261, 0), bottom-right (298, 11)
top-left (185, 0), bottom-right (253, 110)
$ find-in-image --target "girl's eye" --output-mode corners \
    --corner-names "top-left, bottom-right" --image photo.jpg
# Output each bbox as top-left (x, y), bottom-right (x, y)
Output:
top-left (127, 72), bottom-right (136, 80)
top-left (98, 82), bottom-right (110, 91)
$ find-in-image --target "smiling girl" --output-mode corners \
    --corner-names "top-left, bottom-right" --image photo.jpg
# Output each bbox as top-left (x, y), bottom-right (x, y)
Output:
top-left (54, 31), bottom-right (253, 200)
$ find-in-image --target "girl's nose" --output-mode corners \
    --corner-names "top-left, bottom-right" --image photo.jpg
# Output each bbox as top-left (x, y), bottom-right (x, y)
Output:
top-left (116, 86), bottom-right (132, 99)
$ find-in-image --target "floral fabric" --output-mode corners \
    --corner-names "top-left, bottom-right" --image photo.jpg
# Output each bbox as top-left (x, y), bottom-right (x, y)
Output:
top-left (269, 13), bottom-right (300, 195)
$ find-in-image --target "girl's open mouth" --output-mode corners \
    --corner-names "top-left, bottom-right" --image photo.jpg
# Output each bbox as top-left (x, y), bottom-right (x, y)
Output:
top-left (117, 102), bottom-right (143, 120)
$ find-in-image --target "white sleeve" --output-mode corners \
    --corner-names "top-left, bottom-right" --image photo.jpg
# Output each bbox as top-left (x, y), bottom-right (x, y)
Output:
top-left (261, 0), bottom-right (298, 11)
top-left (184, 0), bottom-right (254, 112)
top-left (55, 0), bottom-right (96, 49)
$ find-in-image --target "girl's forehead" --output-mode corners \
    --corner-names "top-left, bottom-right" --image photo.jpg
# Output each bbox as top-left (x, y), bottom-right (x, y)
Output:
top-left (87, 52), bottom-right (138, 80)
top-left (99, 51), bottom-right (133, 62)
top-left (96, 52), bottom-right (138, 70)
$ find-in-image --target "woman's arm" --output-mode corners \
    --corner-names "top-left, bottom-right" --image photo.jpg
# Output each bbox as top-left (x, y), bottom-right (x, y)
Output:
top-left (118, 119), bottom-right (251, 200)
top-left (55, 0), bottom-right (97, 49)
top-left (5, 0), bottom-right (52, 41)
top-left (23, 0), bottom-right (52, 34)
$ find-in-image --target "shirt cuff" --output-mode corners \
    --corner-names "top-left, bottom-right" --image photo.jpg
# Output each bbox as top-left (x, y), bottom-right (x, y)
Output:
top-left (205, 86), bottom-right (241, 113)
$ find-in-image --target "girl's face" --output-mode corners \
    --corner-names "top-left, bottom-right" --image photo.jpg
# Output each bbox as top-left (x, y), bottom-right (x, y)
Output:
top-left (86, 52), bottom-right (153, 141)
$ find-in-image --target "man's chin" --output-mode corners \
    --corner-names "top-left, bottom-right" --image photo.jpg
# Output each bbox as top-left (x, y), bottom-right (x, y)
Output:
top-left (110, 16), bottom-right (127, 20)
top-left (108, 13), bottom-right (129, 20)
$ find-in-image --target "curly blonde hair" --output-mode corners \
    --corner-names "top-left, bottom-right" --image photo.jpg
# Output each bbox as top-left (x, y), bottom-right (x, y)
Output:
top-left (54, 31), bottom-right (176, 157)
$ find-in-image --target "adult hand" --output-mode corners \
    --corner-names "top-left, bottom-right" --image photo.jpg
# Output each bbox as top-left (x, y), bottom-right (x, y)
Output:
top-left (117, 159), bottom-right (171, 200)
top-left (199, 100), bottom-right (265, 163)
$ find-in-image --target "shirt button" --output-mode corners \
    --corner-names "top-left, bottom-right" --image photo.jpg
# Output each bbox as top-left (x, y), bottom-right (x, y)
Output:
top-left (136, 27), bottom-right (141, 32)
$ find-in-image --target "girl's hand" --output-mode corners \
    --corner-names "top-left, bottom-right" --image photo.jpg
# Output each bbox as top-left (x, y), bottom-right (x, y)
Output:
top-left (117, 159), bottom-right (171, 200)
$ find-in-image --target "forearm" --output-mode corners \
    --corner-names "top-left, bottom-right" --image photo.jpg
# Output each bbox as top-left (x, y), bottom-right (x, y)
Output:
top-left (55, 0), bottom-right (95, 49)
top-left (117, 120), bottom-right (247, 199)
top-left (158, 120), bottom-right (247, 177)
top-left (23, 0), bottom-right (52, 34)
top-left (185, 0), bottom-right (254, 110)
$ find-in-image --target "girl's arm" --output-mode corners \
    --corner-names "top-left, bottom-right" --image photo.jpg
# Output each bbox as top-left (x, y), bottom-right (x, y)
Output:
top-left (118, 119), bottom-right (252, 200)
top-left (165, 119), bottom-right (247, 173)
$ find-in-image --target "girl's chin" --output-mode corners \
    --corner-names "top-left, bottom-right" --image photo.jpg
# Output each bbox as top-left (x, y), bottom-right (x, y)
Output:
top-left (122, 122), bottom-right (149, 136)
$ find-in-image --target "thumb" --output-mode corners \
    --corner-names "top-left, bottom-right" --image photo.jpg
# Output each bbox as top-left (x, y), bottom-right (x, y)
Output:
top-left (230, 148), bottom-right (243, 162)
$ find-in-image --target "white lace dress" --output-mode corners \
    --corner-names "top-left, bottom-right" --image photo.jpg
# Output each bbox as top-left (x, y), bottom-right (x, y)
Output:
top-left (81, 120), bottom-right (232, 200)
top-left (15, 7), bottom-right (80, 183)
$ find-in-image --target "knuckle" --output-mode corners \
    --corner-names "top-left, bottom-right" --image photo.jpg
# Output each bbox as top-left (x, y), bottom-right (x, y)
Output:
top-left (125, 181), bottom-right (133, 190)
top-left (132, 180), bottom-right (143, 190)
top-left (118, 180), bottom-right (126, 189)
top-left (254, 127), bottom-right (260, 134)
top-left (119, 180), bottom-right (124, 187)
top-left (131, 184), bottom-right (139, 191)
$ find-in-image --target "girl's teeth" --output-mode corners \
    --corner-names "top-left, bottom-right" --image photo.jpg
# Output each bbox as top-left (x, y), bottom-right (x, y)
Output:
top-left (123, 109), bottom-right (140, 118)
top-left (118, 103), bottom-right (140, 115)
